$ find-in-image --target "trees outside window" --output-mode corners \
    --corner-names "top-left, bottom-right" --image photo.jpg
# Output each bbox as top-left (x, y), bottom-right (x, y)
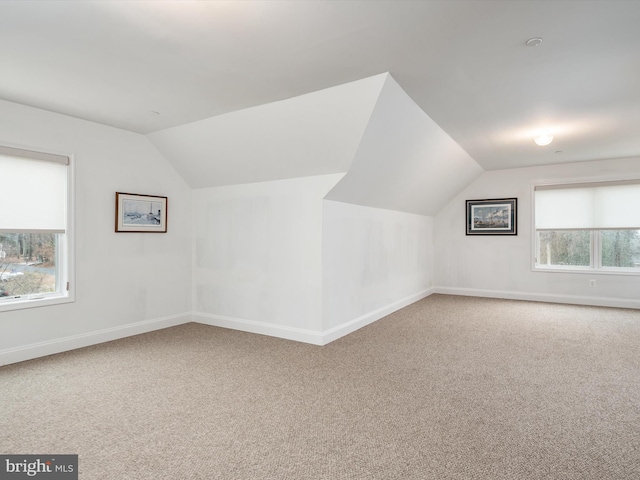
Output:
top-left (0, 233), bottom-right (57, 298)
top-left (538, 231), bottom-right (590, 267)
top-left (535, 229), bottom-right (640, 272)
top-left (601, 230), bottom-right (640, 268)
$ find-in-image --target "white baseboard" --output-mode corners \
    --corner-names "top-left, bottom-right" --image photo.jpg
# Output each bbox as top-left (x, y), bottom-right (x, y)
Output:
top-left (193, 312), bottom-right (325, 345)
top-left (8, 285), bottom-right (632, 367)
top-left (193, 288), bottom-right (435, 346)
top-left (0, 313), bottom-right (192, 367)
top-left (321, 288), bottom-right (435, 344)
top-left (434, 286), bottom-right (640, 309)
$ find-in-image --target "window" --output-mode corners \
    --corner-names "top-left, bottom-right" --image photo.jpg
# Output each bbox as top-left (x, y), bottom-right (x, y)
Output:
top-left (534, 181), bottom-right (640, 273)
top-left (0, 145), bottom-right (73, 310)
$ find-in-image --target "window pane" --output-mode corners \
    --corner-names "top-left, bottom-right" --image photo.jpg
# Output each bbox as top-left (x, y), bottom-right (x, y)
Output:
top-left (0, 233), bottom-right (57, 299)
top-left (601, 230), bottom-right (640, 268)
top-left (537, 230), bottom-right (591, 266)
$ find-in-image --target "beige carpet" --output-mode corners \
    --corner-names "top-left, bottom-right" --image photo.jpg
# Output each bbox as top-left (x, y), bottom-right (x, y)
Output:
top-left (1, 294), bottom-right (640, 479)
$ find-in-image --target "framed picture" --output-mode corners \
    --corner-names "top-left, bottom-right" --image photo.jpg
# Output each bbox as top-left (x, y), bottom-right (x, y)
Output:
top-left (115, 192), bottom-right (167, 233)
top-left (466, 198), bottom-right (517, 235)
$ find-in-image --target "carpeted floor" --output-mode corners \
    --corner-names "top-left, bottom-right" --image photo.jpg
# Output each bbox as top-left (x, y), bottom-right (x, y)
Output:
top-left (1, 294), bottom-right (640, 479)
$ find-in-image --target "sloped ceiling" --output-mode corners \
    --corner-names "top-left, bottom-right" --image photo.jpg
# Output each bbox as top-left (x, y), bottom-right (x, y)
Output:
top-left (325, 75), bottom-right (483, 216)
top-left (150, 73), bottom-right (483, 216)
top-left (148, 74), bottom-right (386, 188)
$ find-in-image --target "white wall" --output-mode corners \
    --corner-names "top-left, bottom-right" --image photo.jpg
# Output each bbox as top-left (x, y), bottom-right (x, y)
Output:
top-left (191, 175), bottom-right (435, 344)
top-left (192, 174), bottom-right (343, 342)
top-left (0, 100), bottom-right (193, 365)
top-left (322, 200), bottom-right (433, 341)
top-left (434, 157), bottom-right (640, 308)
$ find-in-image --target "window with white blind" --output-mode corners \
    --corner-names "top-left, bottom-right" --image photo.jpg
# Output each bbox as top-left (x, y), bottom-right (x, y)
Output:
top-left (0, 145), bottom-right (73, 310)
top-left (534, 181), bottom-right (640, 273)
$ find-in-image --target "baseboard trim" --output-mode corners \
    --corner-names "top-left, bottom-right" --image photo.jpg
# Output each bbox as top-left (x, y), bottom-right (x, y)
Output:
top-left (193, 313), bottom-right (325, 345)
top-left (321, 288), bottom-right (435, 344)
top-left (193, 288), bottom-right (435, 346)
top-left (434, 287), bottom-right (640, 309)
top-left (0, 313), bottom-right (192, 367)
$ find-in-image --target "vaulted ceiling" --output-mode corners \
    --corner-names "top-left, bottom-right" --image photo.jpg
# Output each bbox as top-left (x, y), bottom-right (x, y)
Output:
top-left (2, 0), bottom-right (639, 172)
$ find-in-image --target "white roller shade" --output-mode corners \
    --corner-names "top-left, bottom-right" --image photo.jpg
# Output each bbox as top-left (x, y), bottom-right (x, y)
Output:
top-left (0, 149), bottom-right (69, 233)
top-left (535, 181), bottom-right (640, 230)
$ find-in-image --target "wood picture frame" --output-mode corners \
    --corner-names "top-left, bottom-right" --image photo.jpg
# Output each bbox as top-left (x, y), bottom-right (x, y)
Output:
top-left (115, 192), bottom-right (167, 233)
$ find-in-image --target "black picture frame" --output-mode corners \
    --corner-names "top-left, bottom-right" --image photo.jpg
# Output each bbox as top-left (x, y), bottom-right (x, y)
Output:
top-left (466, 198), bottom-right (517, 235)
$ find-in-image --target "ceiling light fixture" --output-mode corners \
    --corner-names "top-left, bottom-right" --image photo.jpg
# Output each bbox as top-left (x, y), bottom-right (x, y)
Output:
top-left (534, 134), bottom-right (554, 146)
top-left (526, 37), bottom-right (543, 47)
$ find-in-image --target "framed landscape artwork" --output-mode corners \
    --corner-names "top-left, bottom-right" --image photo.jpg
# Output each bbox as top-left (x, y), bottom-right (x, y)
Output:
top-left (115, 192), bottom-right (167, 233)
top-left (466, 198), bottom-right (517, 235)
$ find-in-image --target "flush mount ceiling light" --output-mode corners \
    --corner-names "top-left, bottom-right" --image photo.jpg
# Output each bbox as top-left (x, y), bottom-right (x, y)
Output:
top-left (526, 37), bottom-right (543, 47)
top-left (534, 134), bottom-right (554, 146)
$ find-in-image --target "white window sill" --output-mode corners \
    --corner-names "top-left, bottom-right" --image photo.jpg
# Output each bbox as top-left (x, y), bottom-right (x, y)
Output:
top-left (0, 293), bottom-right (73, 313)
top-left (534, 265), bottom-right (640, 276)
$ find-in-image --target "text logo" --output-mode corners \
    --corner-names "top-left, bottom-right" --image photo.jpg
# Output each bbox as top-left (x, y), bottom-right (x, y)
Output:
top-left (0, 455), bottom-right (77, 479)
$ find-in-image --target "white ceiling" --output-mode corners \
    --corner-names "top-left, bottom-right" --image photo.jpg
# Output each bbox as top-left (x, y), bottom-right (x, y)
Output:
top-left (1, 0), bottom-right (639, 171)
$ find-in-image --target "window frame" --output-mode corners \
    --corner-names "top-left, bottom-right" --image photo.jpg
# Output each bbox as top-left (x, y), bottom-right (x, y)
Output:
top-left (531, 181), bottom-right (640, 276)
top-left (0, 144), bottom-right (75, 312)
